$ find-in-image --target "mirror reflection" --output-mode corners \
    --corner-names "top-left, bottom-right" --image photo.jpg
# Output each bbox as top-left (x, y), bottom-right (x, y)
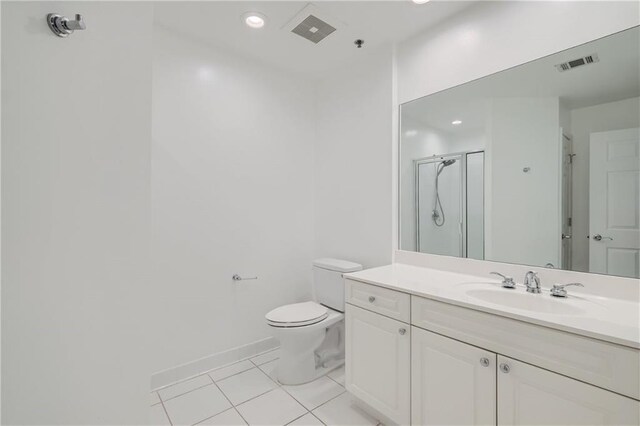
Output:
top-left (400, 27), bottom-right (640, 278)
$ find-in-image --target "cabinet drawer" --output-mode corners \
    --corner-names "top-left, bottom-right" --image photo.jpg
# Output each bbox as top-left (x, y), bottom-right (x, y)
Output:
top-left (412, 296), bottom-right (640, 400)
top-left (345, 279), bottom-right (410, 322)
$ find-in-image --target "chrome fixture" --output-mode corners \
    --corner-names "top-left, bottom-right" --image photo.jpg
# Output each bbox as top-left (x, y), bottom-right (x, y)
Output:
top-left (591, 234), bottom-right (613, 242)
top-left (480, 357), bottom-right (490, 367)
top-left (47, 13), bottom-right (86, 37)
top-left (490, 272), bottom-right (516, 289)
top-left (398, 328), bottom-right (407, 335)
top-left (232, 274), bottom-right (257, 281)
top-left (523, 271), bottom-right (541, 294)
top-left (499, 363), bottom-right (511, 374)
top-left (432, 159), bottom-right (457, 227)
top-left (550, 282), bottom-right (584, 298)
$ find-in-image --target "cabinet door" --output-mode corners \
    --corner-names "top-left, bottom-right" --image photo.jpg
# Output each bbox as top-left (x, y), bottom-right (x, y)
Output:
top-left (345, 304), bottom-right (410, 425)
top-left (498, 355), bottom-right (640, 425)
top-left (412, 327), bottom-right (496, 426)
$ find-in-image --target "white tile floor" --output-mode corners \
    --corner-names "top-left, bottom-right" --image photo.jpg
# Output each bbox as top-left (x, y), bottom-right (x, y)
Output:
top-left (150, 349), bottom-right (381, 426)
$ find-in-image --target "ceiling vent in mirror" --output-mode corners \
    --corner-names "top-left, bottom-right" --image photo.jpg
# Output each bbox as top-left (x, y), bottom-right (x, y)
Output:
top-left (555, 53), bottom-right (599, 72)
top-left (291, 15), bottom-right (336, 44)
top-left (282, 4), bottom-right (346, 45)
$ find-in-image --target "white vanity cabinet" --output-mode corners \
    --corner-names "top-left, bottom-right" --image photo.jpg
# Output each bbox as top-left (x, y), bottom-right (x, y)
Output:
top-left (497, 355), bottom-right (639, 425)
top-left (411, 327), bottom-right (638, 426)
top-left (344, 279), bottom-right (640, 426)
top-left (411, 327), bottom-right (496, 426)
top-left (345, 281), bottom-right (411, 425)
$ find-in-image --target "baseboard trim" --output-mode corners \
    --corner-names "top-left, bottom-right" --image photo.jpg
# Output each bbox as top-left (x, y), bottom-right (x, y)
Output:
top-left (150, 337), bottom-right (279, 391)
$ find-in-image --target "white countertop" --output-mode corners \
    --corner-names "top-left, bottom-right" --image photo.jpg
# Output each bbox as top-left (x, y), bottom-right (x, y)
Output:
top-left (345, 263), bottom-right (640, 349)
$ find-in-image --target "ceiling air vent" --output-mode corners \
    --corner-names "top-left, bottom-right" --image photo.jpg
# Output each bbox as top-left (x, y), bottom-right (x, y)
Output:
top-left (555, 53), bottom-right (599, 72)
top-left (291, 14), bottom-right (336, 44)
top-left (282, 4), bottom-right (345, 45)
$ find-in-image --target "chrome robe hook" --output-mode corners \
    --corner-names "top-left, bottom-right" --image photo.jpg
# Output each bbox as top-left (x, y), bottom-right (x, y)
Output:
top-left (47, 13), bottom-right (86, 37)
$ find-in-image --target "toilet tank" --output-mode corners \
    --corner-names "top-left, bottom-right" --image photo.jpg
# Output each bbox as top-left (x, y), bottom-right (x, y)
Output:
top-left (313, 258), bottom-right (363, 312)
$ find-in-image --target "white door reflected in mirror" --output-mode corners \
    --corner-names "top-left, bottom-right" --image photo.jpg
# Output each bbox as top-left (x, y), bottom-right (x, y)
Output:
top-left (589, 128), bottom-right (640, 278)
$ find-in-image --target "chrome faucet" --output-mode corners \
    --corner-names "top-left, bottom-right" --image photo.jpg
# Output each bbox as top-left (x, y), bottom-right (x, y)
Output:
top-left (490, 272), bottom-right (516, 289)
top-left (550, 283), bottom-right (584, 298)
top-left (524, 271), bottom-right (541, 294)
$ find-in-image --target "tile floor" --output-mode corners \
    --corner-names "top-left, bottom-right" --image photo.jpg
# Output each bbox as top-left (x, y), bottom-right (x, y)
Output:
top-left (150, 349), bottom-right (381, 426)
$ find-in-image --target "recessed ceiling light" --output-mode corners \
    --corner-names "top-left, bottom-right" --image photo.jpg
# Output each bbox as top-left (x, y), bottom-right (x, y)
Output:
top-left (412, 0), bottom-right (430, 4)
top-left (243, 12), bottom-right (266, 29)
top-left (452, 120), bottom-right (462, 125)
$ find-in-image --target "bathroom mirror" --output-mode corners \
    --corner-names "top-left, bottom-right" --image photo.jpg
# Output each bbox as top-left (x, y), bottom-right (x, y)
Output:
top-left (399, 27), bottom-right (640, 278)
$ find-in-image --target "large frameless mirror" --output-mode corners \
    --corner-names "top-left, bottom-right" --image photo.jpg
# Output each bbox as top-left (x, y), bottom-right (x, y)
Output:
top-left (399, 27), bottom-right (640, 278)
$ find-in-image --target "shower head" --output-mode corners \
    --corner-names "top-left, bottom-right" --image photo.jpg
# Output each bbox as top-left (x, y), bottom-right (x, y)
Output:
top-left (441, 159), bottom-right (456, 167)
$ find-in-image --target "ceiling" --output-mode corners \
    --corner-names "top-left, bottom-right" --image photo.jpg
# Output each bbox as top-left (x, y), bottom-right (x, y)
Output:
top-left (154, 1), bottom-right (476, 79)
top-left (402, 26), bottom-right (640, 134)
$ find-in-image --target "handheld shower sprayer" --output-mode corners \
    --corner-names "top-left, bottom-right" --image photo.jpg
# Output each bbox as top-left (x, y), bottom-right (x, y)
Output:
top-left (432, 158), bottom-right (456, 227)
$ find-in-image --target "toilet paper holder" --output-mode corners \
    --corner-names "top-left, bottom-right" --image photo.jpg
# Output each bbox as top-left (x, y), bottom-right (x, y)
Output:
top-left (232, 274), bottom-right (258, 281)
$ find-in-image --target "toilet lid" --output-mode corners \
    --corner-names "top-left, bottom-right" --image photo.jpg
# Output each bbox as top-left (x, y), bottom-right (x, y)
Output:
top-left (266, 302), bottom-right (328, 327)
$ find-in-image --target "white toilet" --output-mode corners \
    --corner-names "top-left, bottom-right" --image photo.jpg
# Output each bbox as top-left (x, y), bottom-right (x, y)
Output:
top-left (265, 258), bottom-right (362, 385)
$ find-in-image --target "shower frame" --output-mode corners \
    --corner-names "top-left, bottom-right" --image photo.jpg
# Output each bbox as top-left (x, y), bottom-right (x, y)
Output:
top-left (414, 150), bottom-right (484, 258)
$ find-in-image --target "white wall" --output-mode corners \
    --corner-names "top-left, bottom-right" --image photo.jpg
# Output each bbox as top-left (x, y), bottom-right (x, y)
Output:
top-left (314, 47), bottom-right (394, 268)
top-left (151, 27), bottom-right (315, 375)
top-left (1, 2), bottom-right (153, 424)
top-left (396, 1), bottom-right (640, 104)
top-left (486, 98), bottom-right (561, 267)
top-left (570, 97), bottom-right (640, 272)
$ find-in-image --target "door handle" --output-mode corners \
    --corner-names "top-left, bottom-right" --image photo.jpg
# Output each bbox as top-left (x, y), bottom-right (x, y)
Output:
top-left (591, 234), bottom-right (613, 242)
top-left (561, 234), bottom-right (571, 240)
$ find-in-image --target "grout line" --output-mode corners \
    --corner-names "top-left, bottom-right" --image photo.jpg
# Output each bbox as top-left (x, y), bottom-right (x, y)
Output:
top-left (255, 365), bottom-right (346, 414)
top-left (209, 362), bottom-right (255, 383)
top-left (310, 390), bottom-right (346, 415)
top-left (151, 347), bottom-right (280, 393)
top-left (159, 397), bottom-right (173, 426)
top-left (275, 382), bottom-right (309, 412)
top-left (248, 349), bottom-right (280, 366)
top-left (159, 381), bottom-right (215, 404)
top-left (253, 361), bottom-right (281, 386)
top-left (232, 407), bottom-right (250, 426)
top-left (232, 386), bottom-right (279, 408)
top-left (153, 369), bottom-right (214, 393)
top-left (283, 410), bottom-right (313, 426)
top-left (309, 412), bottom-right (327, 426)
top-left (151, 391), bottom-right (162, 407)
top-left (211, 379), bottom-right (250, 425)
top-left (325, 370), bottom-right (345, 387)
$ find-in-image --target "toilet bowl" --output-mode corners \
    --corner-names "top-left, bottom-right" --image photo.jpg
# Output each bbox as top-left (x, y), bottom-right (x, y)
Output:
top-left (265, 258), bottom-right (362, 385)
top-left (267, 302), bottom-right (344, 385)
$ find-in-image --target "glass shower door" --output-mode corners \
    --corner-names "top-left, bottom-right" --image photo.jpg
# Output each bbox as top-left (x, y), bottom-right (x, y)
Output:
top-left (416, 155), bottom-right (463, 256)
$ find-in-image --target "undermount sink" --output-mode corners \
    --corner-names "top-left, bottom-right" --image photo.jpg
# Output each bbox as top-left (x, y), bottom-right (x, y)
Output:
top-left (461, 285), bottom-right (586, 315)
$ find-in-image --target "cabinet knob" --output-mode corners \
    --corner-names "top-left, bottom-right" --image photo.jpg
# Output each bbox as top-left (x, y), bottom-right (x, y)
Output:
top-left (499, 363), bottom-right (510, 374)
top-left (368, 296), bottom-right (376, 303)
top-left (398, 328), bottom-right (406, 335)
top-left (480, 357), bottom-right (490, 367)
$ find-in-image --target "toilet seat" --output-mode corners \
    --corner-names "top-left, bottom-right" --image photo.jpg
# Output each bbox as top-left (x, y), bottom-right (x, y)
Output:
top-left (266, 301), bottom-right (328, 327)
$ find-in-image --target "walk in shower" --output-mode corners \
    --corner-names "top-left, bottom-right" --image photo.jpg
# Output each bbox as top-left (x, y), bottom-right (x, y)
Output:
top-left (415, 151), bottom-right (484, 259)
